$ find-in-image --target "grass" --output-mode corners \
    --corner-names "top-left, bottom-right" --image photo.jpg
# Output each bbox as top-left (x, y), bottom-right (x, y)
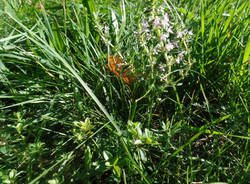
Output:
top-left (0, 0), bottom-right (249, 183)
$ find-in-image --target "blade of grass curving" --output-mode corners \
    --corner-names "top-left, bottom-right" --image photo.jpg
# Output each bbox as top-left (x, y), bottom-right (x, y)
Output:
top-left (182, 125), bottom-right (250, 140)
top-left (174, 114), bottom-right (232, 154)
top-left (165, 0), bottom-right (184, 27)
top-left (29, 157), bottom-right (65, 184)
top-left (200, 0), bottom-right (205, 40)
top-left (200, 83), bottom-right (212, 120)
top-left (111, 8), bottom-right (119, 42)
top-left (242, 38), bottom-right (249, 64)
top-left (5, 14), bottom-right (121, 134)
top-left (153, 114), bottom-right (232, 176)
top-left (200, 0), bottom-right (205, 74)
top-left (117, 0), bottom-right (126, 43)
top-left (5, 4), bottom-right (149, 183)
top-left (86, 0), bottom-right (97, 18)
top-left (222, 0), bottom-right (239, 34)
top-left (0, 32), bottom-right (25, 43)
top-left (0, 97), bottom-right (49, 110)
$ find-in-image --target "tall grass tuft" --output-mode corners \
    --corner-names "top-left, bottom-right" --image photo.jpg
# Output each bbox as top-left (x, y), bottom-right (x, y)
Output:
top-left (0, 0), bottom-right (248, 183)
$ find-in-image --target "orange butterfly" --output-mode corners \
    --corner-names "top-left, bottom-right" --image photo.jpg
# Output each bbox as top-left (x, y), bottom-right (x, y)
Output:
top-left (106, 55), bottom-right (136, 85)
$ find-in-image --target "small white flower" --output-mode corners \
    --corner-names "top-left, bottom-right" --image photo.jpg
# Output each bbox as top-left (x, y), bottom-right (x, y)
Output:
top-left (188, 31), bottom-right (193, 36)
top-left (142, 19), bottom-right (149, 28)
top-left (167, 55), bottom-right (172, 59)
top-left (104, 26), bottom-right (109, 34)
top-left (143, 28), bottom-right (150, 33)
top-left (153, 47), bottom-right (159, 55)
top-left (165, 43), bottom-right (174, 51)
top-left (159, 65), bottom-right (165, 71)
top-left (167, 27), bottom-right (173, 34)
top-left (176, 57), bottom-right (181, 64)
top-left (146, 32), bottom-right (152, 40)
top-left (172, 41), bottom-right (179, 48)
top-left (183, 29), bottom-right (188, 34)
top-left (161, 13), bottom-right (170, 28)
top-left (160, 33), bottom-right (168, 42)
top-left (153, 43), bottom-right (161, 54)
top-left (177, 31), bottom-right (184, 38)
top-left (153, 17), bottom-right (161, 27)
top-left (163, 13), bottom-right (169, 21)
top-left (149, 15), bottom-right (154, 21)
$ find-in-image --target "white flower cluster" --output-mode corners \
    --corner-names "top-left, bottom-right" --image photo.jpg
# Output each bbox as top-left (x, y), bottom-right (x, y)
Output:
top-left (138, 5), bottom-right (194, 83)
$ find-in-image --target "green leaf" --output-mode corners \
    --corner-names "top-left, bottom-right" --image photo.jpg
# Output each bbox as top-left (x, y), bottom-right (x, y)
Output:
top-left (117, 0), bottom-right (126, 43)
top-left (177, 8), bottom-right (187, 14)
top-left (111, 9), bottom-right (119, 40)
top-left (8, 169), bottom-right (16, 179)
top-left (243, 38), bottom-right (250, 64)
top-left (139, 149), bottom-right (147, 162)
top-left (87, 0), bottom-right (97, 15)
top-left (113, 165), bottom-right (121, 177)
top-left (200, 0), bottom-right (205, 39)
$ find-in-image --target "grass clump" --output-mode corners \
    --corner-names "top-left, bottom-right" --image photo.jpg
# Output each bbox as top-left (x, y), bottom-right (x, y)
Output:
top-left (0, 0), bottom-right (249, 183)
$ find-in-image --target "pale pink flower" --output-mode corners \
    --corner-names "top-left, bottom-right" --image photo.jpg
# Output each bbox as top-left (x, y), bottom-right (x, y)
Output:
top-left (167, 27), bottom-right (173, 34)
top-left (161, 13), bottom-right (170, 28)
top-left (179, 51), bottom-right (187, 58)
top-left (177, 31), bottom-right (184, 38)
top-left (172, 41), bottom-right (179, 48)
top-left (176, 57), bottom-right (181, 64)
top-left (143, 28), bottom-right (150, 33)
top-left (153, 17), bottom-right (161, 27)
top-left (146, 32), bottom-right (152, 40)
top-left (152, 47), bottom-right (158, 55)
top-left (165, 43), bottom-right (174, 51)
top-left (159, 65), bottom-right (165, 71)
top-left (160, 34), bottom-right (168, 42)
top-left (142, 19), bottom-right (149, 28)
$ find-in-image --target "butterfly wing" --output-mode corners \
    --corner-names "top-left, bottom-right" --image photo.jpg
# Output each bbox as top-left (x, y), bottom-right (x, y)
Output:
top-left (106, 55), bottom-right (136, 85)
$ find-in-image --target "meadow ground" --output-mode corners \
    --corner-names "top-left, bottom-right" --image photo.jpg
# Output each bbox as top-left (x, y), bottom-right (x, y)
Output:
top-left (0, 0), bottom-right (249, 183)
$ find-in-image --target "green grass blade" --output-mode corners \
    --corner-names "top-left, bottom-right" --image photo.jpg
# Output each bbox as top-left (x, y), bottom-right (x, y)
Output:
top-left (242, 38), bottom-right (250, 64)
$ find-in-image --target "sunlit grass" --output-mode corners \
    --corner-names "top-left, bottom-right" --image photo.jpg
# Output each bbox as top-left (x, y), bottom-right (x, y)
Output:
top-left (0, 0), bottom-right (248, 183)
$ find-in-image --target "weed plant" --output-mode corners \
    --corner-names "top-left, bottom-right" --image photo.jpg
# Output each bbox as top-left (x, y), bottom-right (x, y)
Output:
top-left (0, 0), bottom-right (249, 183)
